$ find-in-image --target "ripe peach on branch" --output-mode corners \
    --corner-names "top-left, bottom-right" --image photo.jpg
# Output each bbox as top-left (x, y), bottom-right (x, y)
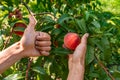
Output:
top-left (63, 32), bottom-right (81, 50)
top-left (12, 21), bottom-right (27, 36)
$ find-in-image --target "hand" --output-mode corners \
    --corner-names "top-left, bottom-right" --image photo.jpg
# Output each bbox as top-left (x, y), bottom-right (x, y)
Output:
top-left (67, 33), bottom-right (89, 80)
top-left (20, 14), bottom-right (51, 57)
top-left (0, 14), bottom-right (51, 74)
top-left (68, 33), bottom-right (89, 69)
top-left (35, 32), bottom-right (51, 56)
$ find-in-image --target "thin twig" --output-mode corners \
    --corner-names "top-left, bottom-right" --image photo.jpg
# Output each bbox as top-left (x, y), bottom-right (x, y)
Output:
top-left (20, 0), bottom-right (32, 14)
top-left (94, 54), bottom-right (115, 80)
top-left (25, 58), bottom-right (33, 80)
top-left (21, 0), bottom-right (57, 21)
top-left (34, 12), bottom-right (52, 15)
top-left (34, 12), bottom-right (57, 21)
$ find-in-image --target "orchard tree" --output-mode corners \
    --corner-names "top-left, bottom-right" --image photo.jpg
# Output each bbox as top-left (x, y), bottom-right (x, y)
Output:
top-left (0, 0), bottom-right (120, 80)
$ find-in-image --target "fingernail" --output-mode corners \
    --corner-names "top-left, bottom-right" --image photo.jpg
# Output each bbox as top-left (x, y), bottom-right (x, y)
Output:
top-left (86, 33), bottom-right (89, 38)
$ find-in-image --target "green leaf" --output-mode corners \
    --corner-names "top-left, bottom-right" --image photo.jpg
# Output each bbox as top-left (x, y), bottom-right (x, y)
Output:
top-left (3, 73), bottom-right (24, 80)
top-left (101, 37), bottom-right (110, 50)
top-left (101, 37), bottom-right (112, 62)
top-left (32, 66), bottom-right (46, 75)
top-left (41, 26), bottom-right (53, 32)
top-left (86, 45), bottom-right (95, 65)
top-left (112, 71), bottom-right (120, 79)
top-left (91, 38), bottom-right (104, 52)
top-left (3, 0), bottom-right (13, 6)
top-left (13, 0), bottom-right (20, 6)
top-left (51, 28), bottom-right (62, 36)
top-left (52, 47), bottom-right (71, 55)
top-left (37, 0), bottom-right (41, 5)
top-left (104, 33), bottom-right (113, 36)
top-left (57, 14), bottom-right (73, 25)
top-left (75, 18), bottom-right (87, 33)
top-left (88, 73), bottom-right (99, 77)
top-left (0, 35), bottom-right (3, 48)
top-left (84, 11), bottom-right (90, 21)
top-left (25, 0), bottom-right (30, 4)
top-left (44, 16), bottom-right (55, 24)
top-left (91, 21), bottom-right (100, 28)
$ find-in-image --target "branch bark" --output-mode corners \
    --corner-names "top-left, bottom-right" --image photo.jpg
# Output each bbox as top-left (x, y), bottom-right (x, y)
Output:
top-left (25, 58), bottom-right (33, 80)
top-left (94, 54), bottom-right (115, 80)
top-left (20, 0), bottom-right (32, 14)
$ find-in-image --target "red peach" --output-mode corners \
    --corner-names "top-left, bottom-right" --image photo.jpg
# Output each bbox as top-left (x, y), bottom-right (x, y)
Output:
top-left (13, 22), bottom-right (27, 36)
top-left (13, 31), bottom-right (24, 36)
top-left (64, 32), bottom-right (81, 50)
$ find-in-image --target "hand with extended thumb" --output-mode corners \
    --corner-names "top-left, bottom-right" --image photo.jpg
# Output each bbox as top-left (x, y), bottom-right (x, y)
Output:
top-left (20, 14), bottom-right (51, 57)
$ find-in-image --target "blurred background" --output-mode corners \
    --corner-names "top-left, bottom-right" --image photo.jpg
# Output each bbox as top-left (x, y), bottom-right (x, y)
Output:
top-left (0, 0), bottom-right (120, 80)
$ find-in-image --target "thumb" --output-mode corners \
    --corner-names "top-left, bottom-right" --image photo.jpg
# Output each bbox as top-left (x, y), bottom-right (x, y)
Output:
top-left (75, 33), bottom-right (89, 50)
top-left (23, 14), bottom-right (37, 36)
top-left (28, 13), bottom-right (37, 28)
top-left (80, 33), bottom-right (89, 45)
top-left (73, 33), bottom-right (89, 58)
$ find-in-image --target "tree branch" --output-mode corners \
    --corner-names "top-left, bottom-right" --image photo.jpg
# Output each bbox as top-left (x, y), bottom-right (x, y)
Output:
top-left (34, 12), bottom-right (57, 21)
top-left (20, 0), bottom-right (32, 14)
top-left (94, 54), bottom-right (115, 80)
top-left (25, 58), bottom-right (33, 80)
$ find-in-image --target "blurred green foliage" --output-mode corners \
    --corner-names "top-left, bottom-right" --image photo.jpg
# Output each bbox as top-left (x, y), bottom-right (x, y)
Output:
top-left (0, 0), bottom-right (120, 80)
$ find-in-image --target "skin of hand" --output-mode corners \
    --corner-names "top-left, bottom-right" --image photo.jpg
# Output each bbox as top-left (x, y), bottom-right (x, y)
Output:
top-left (0, 14), bottom-right (51, 73)
top-left (35, 32), bottom-right (51, 56)
top-left (20, 14), bottom-right (51, 57)
top-left (67, 33), bottom-right (89, 80)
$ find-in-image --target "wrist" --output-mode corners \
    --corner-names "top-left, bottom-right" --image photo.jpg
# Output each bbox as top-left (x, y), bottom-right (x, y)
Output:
top-left (0, 42), bottom-right (25, 73)
top-left (70, 64), bottom-right (84, 73)
top-left (67, 65), bottom-right (85, 80)
top-left (11, 42), bottom-right (25, 58)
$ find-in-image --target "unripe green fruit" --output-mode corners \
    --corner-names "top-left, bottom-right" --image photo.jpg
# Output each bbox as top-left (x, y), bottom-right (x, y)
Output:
top-left (64, 32), bottom-right (81, 50)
